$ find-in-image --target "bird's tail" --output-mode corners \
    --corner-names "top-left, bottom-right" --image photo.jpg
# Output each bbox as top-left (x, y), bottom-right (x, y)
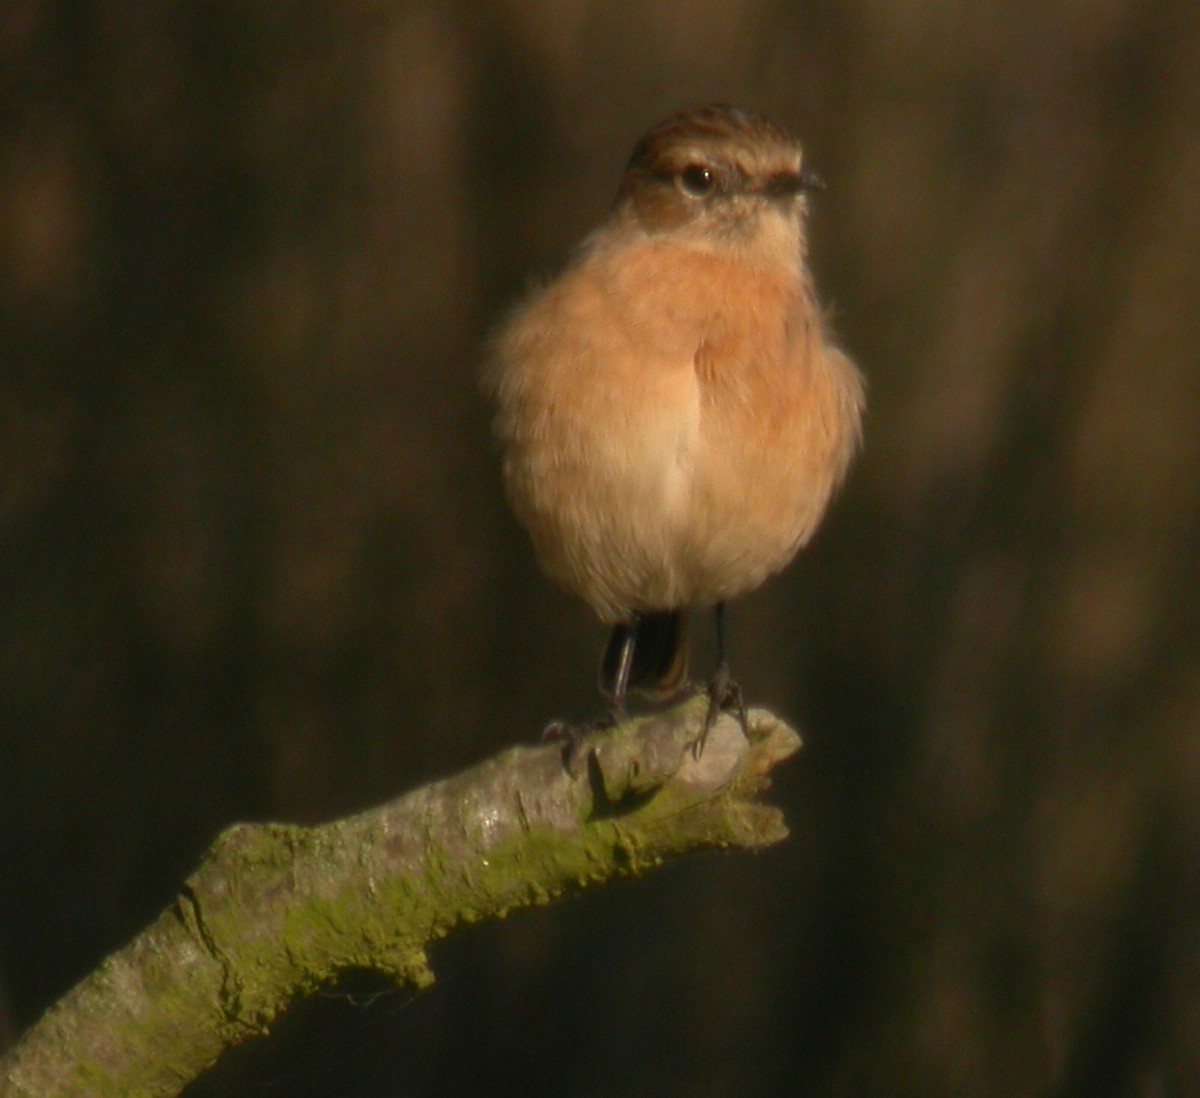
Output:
top-left (599, 611), bottom-right (689, 701)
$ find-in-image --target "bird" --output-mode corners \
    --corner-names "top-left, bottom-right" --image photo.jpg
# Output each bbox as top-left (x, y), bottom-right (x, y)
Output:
top-left (484, 104), bottom-right (864, 739)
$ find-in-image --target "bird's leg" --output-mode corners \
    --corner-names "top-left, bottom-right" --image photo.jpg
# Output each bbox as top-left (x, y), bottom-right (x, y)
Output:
top-left (543, 614), bottom-right (640, 769)
top-left (698, 602), bottom-right (747, 754)
top-left (606, 612), bottom-right (639, 725)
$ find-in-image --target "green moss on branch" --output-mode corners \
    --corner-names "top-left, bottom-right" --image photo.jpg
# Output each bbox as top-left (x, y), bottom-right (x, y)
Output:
top-left (1, 701), bottom-right (800, 1098)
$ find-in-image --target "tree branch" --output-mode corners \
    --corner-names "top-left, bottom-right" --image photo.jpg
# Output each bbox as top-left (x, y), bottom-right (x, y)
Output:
top-left (1, 700), bottom-right (801, 1097)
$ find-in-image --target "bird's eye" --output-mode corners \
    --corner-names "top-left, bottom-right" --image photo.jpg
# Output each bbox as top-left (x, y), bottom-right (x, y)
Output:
top-left (679, 164), bottom-right (716, 197)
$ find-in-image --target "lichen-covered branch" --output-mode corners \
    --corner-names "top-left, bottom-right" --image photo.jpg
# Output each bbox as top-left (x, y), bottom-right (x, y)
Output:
top-left (0, 700), bottom-right (801, 1097)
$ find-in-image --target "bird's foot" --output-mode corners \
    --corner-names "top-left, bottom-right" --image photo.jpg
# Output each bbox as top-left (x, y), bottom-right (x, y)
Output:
top-left (543, 706), bottom-right (628, 774)
top-left (694, 662), bottom-right (747, 758)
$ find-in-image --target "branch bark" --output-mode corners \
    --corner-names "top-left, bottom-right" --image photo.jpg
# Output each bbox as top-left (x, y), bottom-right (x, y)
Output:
top-left (0, 700), bottom-right (801, 1097)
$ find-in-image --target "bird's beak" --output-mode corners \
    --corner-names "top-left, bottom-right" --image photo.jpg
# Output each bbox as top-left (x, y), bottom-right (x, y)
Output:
top-left (761, 168), bottom-right (827, 199)
top-left (799, 168), bottom-right (826, 193)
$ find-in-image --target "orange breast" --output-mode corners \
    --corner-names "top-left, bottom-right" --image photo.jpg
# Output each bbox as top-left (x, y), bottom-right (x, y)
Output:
top-left (487, 237), bottom-right (863, 619)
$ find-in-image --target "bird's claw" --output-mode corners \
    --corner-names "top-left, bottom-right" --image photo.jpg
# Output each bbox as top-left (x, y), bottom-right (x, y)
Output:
top-left (543, 706), bottom-right (627, 774)
top-left (693, 661), bottom-right (748, 758)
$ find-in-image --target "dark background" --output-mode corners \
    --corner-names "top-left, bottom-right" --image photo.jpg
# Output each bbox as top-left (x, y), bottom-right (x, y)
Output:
top-left (3, 2), bottom-right (1198, 1094)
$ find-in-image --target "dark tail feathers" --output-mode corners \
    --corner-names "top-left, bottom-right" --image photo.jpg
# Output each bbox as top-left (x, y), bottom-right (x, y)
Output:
top-left (599, 611), bottom-right (689, 701)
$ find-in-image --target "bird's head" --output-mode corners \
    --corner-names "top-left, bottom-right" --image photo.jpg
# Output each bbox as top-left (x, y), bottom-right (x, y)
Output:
top-left (614, 104), bottom-right (823, 267)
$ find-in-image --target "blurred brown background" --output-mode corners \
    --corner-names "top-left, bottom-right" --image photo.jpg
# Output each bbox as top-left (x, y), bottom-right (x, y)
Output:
top-left (3, 2), bottom-right (1198, 1095)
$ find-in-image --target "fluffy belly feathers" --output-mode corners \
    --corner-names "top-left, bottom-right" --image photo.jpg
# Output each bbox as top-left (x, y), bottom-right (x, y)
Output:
top-left (487, 241), bottom-right (863, 622)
